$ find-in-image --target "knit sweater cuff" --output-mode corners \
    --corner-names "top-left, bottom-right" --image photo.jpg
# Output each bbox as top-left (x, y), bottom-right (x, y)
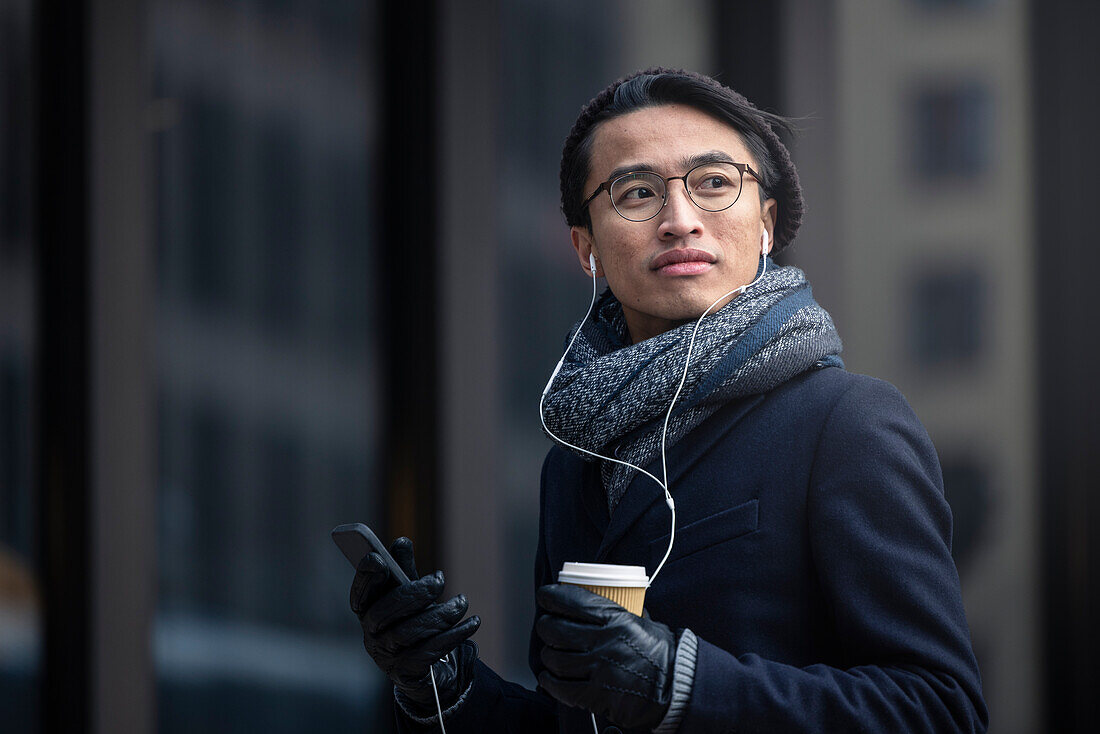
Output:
top-left (394, 675), bottom-right (474, 727)
top-left (653, 628), bottom-right (698, 734)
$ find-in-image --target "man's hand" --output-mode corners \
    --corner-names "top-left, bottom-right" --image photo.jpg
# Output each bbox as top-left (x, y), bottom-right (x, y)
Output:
top-left (535, 583), bottom-right (677, 730)
top-left (350, 537), bottom-right (480, 714)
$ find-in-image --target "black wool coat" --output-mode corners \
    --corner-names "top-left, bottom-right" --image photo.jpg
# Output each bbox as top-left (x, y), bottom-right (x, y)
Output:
top-left (397, 366), bottom-right (988, 733)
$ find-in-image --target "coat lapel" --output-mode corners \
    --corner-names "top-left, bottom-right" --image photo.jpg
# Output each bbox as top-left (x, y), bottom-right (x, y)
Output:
top-left (579, 458), bottom-right (611, 538)
top-left (594, 393), bottom-right (766, 563)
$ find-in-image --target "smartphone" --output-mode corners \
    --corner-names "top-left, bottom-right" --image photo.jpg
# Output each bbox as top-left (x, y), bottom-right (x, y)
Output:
top-left (331, 523), bottom-right (412, 587)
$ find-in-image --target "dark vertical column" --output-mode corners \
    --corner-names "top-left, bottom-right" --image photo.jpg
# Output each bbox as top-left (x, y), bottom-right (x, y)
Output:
top-left (89, 1), bottom-right (154, 732)
top-left (711, 0), bottom-right (789, 266)
top-left (438, 0), bottom-right (504, 668)
top-left (376, 2), bottom-right (441, 570)
top-left (711, 0), bottom-right (785, 116)
top-left (1034, 2), bottom-right (1100, 732)
top-left (33, 0), bottom-right (91, 732)
top-left (781, 0), bottom-right (842, 312)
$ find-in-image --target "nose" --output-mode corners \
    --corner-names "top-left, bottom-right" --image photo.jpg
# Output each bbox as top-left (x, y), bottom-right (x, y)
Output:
top-left (656, 180), bottom-right (703, 240)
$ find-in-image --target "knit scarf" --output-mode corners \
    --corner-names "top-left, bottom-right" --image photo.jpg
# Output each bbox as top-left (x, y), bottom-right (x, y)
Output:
top-left (540, 261), bottom-right (843, 511)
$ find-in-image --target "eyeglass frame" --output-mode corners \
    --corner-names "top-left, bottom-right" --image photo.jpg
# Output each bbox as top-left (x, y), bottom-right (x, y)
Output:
top-left (580, 160), bottom-right (763, 223)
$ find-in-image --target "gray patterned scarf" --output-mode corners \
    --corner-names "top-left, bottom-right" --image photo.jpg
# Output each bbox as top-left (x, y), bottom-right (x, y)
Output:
top-left (541, 262), bottom-right (843, 511)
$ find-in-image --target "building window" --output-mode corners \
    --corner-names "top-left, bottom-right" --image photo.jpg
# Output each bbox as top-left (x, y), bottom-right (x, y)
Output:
top-left (185, 94), bottom-right (239, 309)
top-left (939, 453), bottom-right (991, 572)
top-left (258, 119), bottom-right (304, 334)
top-left (908, 262), bottom-right (986, 369)
top-left (910, 81), bottom-right (993, 181)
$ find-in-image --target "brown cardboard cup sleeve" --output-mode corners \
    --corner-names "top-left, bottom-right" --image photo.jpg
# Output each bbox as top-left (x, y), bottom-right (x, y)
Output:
top-left (557, 562), bottom-right (649, 617)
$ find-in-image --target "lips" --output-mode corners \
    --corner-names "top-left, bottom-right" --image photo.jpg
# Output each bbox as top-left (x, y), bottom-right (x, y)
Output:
top-left (651, 248), bottom-right (716, 275)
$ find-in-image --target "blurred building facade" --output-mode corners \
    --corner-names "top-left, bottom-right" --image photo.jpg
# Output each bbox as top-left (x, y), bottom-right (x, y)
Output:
top-left (3, 1), bottom-right (1099, 733)
top-left (792, 0), bottom-right (1039, 729)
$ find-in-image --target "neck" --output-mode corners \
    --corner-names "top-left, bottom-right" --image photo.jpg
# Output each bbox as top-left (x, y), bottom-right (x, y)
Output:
top-left (622, 293), bottom-right (744, 344)
top-left (626, 317), bottom-right (689, 344)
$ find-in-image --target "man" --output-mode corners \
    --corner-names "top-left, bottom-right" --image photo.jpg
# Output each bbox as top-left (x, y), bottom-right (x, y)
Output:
top-left (350, 69), bottom-right (988, 733)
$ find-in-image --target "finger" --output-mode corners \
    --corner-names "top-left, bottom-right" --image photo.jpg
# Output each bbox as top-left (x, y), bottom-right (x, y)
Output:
top-left (389, 537), bottom-right (418, 581)
top-left (350, 552), bottom-right (388, 616)
top-left (535, 613), bottom-right (604, 651)
top-left (409, 615), bottom-right (481, 662)
top-left (540, 646), bottom-right (596, 681)
top-left (383, 594), bottom-right (470, 649)
top-left (365, 571), bottom-right (445, 634)
top-left (537, 670), bottom-right (593, 710)
top-left (536, 584), bottom-right (622, 624)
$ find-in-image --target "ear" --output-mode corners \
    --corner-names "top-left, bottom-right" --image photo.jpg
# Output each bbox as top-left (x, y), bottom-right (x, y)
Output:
top-left (761, 198), bottom-right (778, 254)
top-left (570, 226), bottom-right (602, 277)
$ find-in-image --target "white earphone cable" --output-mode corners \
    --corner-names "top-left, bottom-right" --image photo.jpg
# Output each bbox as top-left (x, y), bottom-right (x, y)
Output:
top-left (541, 241), bottom-right (769, 589)
top-left (535, 236), bottom-right (768, 734)
top-left (429, 663), bottom-right (447, 734)
top-left (650, 252), bottom-right (767, 584)
top-left (539, 260), bottom-right (669, 491)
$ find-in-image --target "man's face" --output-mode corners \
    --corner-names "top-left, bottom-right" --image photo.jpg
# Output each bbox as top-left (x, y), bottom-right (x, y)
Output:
top-left (572, 103), bottom-right (776, 344)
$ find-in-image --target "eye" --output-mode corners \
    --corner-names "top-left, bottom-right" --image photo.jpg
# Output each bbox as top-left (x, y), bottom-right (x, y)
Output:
top-left (695, 173), bottom-right (732, 191)
top-left (612, 173), bottom-right (663, 207)
top-left (620, 184), bottom-right (657, 200)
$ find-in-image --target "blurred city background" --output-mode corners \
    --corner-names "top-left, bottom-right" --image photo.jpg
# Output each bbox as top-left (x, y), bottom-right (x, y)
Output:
top-left (1, 0), bottom-right (1097, 732)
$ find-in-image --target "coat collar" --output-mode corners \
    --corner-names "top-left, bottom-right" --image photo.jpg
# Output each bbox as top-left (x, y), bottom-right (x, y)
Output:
top-left (593, 393), bottom-right (766, 562)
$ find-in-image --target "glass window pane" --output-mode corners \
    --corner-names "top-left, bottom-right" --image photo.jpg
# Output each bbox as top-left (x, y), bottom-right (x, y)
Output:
top-left (151, 2), bottom-right (382, 731)
top-left (908, 262), bottom-right (986, 368)
top-left (940, 453), bottom-right (991, 573)
top-left (910, 81), bottom-right (994, 181)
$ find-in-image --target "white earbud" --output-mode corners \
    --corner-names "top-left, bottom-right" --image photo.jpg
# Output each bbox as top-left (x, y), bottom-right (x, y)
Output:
top-left (762, 229), bottom-right (770, 255)
top-left (589, 253), bottom-right (597, 276)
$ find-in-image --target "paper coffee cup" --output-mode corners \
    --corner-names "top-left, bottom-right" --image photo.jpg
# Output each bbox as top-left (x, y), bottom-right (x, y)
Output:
top-left (557, 562), bottom-right (649, 616)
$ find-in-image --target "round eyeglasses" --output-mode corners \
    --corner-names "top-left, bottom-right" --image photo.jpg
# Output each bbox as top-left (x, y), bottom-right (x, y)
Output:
top-left (581, 160), bottom-right (761, 223)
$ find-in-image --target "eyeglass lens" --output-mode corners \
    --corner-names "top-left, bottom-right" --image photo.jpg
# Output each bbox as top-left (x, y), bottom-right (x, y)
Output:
top-left (610, 161), bottom-right (744, 221)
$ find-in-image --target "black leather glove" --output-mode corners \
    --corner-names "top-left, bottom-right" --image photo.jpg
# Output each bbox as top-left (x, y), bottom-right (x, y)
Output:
top-left (535, 583), bottom-right (677, 731)
top-left (349, 537), bottom-right (481, 716)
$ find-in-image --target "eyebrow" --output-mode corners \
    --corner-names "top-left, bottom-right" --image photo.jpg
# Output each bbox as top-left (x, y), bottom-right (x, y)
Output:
top-left (603, 150), bottom-right (735, 182)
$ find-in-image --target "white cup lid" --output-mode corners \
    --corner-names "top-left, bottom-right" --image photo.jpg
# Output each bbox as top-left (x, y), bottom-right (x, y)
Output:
top-left (558, 562), bottom-right (650, 588)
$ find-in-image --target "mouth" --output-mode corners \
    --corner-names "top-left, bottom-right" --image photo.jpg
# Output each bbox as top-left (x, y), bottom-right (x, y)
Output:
top-left (650, 248), bottom-right (717, 276)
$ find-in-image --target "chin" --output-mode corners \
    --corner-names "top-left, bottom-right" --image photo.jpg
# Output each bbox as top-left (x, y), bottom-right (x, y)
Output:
top-left (662, 302), bottom-right (724, 323)
top-left (681, 288), bottom-right (743, 316)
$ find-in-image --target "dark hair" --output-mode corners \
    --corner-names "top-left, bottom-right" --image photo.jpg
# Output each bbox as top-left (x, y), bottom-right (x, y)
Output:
top-left (560, 68), bottom-right (804, 253)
